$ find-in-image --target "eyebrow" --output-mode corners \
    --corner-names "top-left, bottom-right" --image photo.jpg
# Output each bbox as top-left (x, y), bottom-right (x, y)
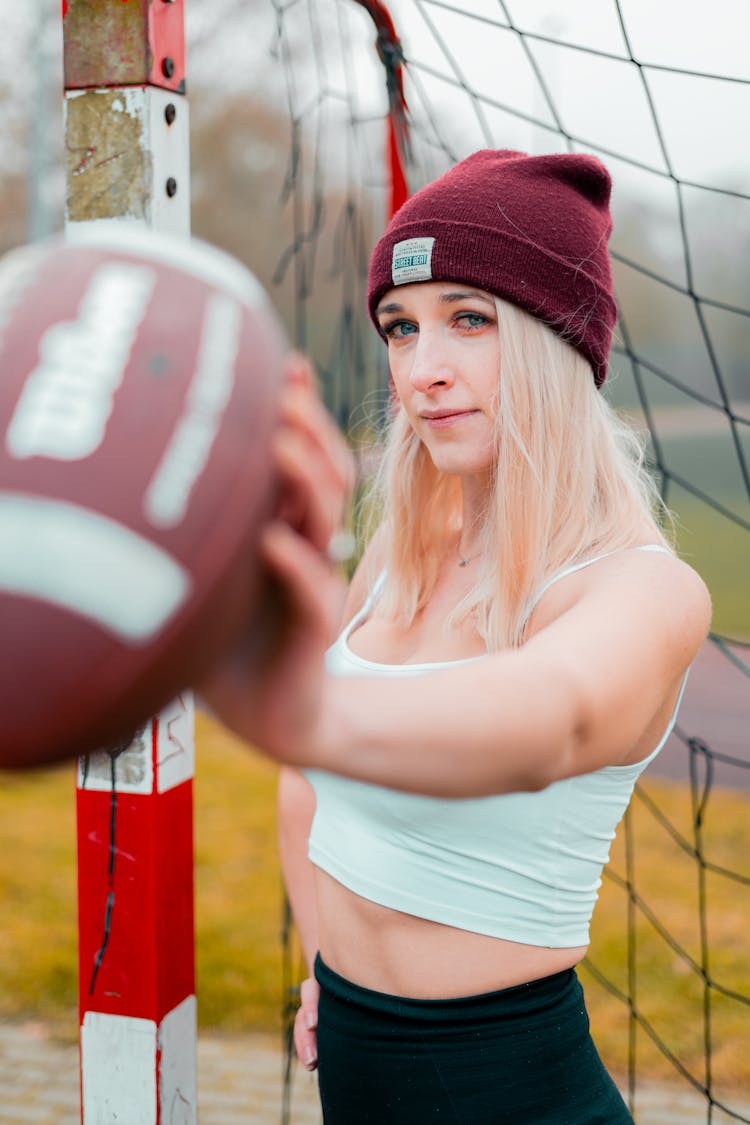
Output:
top-left (376, 289), bottom-right (495, 317)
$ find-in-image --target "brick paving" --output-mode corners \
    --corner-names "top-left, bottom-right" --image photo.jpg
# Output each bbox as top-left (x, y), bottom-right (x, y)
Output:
top-left (0, 1022), bottom-right (321, 1125)
top-left (1, 1021), bottom-right (748, 1124)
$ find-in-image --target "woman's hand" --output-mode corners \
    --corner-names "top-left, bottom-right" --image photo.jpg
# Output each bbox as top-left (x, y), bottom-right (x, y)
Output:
top-left (199, 352), bottom-right (355, 761)
top-left (294, 976), bottom-right (320, 1072)
top-left (273, 352), bottom-right (355, 559)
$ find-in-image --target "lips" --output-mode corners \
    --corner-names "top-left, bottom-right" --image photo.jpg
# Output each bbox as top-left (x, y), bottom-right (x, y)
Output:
top-left (420, 408), bottom-right (476, 420)
top-left (420, 409), bottom-right (479, 430)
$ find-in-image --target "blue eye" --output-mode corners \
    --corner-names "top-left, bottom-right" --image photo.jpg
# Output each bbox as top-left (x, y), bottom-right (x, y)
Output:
top-left (382, 320), bottom-right (417, 339)
top-left (458, 312), bottom-right (488, 328)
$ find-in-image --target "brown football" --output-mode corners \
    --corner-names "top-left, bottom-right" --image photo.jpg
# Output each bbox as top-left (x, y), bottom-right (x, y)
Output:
top-left (0, 226), bottom-right (285, 767)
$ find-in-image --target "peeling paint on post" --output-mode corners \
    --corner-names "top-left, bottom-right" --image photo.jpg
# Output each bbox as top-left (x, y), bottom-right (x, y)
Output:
top-left (65, 86), bottom-right (190, 233)
top-left (65, 89), bottom-right (149, 223)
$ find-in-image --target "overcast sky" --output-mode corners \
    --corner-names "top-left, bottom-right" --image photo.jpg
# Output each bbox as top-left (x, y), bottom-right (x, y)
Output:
top-left (2, 1), bottom-right (748, 212)
top-left (398, 0), bottom-right (749, 188)
top-left (179, 0), bottom-right (750, 193)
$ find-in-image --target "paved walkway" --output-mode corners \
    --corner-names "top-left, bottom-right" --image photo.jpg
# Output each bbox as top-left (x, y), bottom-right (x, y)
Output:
top-left (1, 1021), bottom-right (748, 1124)
top-left (0, 1023), bottom-right (321, 1125)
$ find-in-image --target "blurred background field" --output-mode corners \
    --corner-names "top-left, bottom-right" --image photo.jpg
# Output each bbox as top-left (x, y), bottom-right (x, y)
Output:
top-left (0, 712), bottom-right (747, 1093)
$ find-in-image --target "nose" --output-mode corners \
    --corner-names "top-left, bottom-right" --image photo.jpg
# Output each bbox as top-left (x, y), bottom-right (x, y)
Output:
top-left (407, 328), bottom-right (455, 394)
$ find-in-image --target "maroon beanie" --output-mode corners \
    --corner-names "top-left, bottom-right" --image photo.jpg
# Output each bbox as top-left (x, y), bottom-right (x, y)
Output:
top-left (367, 149), bottom-right (617, 386)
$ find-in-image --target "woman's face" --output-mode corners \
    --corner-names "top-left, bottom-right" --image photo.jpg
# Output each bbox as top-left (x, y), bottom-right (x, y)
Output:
top-left (375, 281), bottom-right (500, 478)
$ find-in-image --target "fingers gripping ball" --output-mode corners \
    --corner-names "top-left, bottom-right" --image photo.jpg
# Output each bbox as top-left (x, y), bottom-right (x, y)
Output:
top-left (0, 226), bottom-right (285, 768)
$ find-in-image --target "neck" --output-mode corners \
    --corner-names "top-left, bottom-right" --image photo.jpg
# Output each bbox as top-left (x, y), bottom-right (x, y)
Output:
top-left (456, 473), bottom-right (491, 565)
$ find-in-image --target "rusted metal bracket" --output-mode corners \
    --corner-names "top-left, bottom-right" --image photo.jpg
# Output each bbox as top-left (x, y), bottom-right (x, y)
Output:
top-left (63, 0), bottom-right (185, 93)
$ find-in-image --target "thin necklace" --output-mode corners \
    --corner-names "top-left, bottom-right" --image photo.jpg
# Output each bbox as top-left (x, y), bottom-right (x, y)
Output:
top-left (457, 542), bottom-right (481, 567)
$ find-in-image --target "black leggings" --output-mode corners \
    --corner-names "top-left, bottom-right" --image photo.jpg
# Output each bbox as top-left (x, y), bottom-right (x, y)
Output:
top-left (314, 954), bottom-right (634, 1124)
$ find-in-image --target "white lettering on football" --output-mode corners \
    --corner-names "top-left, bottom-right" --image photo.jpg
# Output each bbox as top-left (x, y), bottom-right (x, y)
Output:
top-left (5, 262), bottom-right (155, 461)
top-left (0, 493), bottom-right (191, 642)
top-left (144, 293), bottom-right (240, 528)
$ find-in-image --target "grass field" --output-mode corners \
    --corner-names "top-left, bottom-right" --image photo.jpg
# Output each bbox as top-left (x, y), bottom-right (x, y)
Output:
top-left (670, 490), bottom-right (750, 639)
top-left (0, 713), bottom-right (747, 1094)
top-left (0, 715), bottom-right (285, 1039)
top-left (602, 388), bottom-right (750, 637)
top-left (581, 778), bottom-right (750, 1094)
top-left (656, 427), bottom-right (750, 639)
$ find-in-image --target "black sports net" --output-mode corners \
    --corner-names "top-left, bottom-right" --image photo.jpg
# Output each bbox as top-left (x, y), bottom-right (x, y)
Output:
top-left (248, 2), bottom-right (750, 1123)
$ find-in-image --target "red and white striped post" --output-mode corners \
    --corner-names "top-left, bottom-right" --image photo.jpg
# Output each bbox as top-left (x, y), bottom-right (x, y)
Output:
top-left (62, 2), bottom-right (197, 1120)
top-left (76, 701), bottom-right (196, 1121)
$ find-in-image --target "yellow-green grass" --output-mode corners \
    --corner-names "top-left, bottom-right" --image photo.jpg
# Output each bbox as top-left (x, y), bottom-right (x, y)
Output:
top-left (582, 778), bottom-right (750, 1092)
top-left (670, 491), bottom-right (750, 639)
top-left (0, 714), bottom-right (287, 1041)
top-left (0, 722), bottom-right (747, 1094)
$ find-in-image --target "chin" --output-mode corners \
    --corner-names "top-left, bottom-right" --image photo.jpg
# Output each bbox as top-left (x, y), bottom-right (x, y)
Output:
top-left (428, 452), bottom-right (495, 478)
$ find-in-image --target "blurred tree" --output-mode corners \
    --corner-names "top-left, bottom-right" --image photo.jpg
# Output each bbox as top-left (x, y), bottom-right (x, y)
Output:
top-left (189, 87), bottom-right (382, 430)
top-left (190, 92), bottom-right (295, 307)
top-left (0, 177), bottom-right (27, 257)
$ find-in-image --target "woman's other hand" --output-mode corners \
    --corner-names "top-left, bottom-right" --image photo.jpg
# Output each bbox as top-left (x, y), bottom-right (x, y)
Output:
top-left (274, 351), bottom-right (355, 556)
top-left (294, 975), bottom-right (320, 1072)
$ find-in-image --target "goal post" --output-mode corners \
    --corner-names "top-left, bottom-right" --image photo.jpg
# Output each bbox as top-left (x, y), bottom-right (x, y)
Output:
top-left (62, 2), bottom-right (197, 1121)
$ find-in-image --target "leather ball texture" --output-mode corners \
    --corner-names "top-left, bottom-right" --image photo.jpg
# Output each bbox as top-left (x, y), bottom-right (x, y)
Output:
top-left (0, 225), bottom-right (285, 768)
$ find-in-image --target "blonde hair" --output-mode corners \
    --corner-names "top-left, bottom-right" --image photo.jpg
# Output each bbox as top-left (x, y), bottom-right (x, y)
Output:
top-left (361, 297), bottom-right (671, 650)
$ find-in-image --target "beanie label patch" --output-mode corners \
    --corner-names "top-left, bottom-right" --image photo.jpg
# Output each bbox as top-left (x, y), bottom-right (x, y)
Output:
top-left (391, 237), bottom-right (435, 286)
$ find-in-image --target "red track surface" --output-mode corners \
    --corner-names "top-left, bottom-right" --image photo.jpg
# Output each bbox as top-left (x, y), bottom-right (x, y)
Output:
top-left (649, 640), bottom-right (749, 790)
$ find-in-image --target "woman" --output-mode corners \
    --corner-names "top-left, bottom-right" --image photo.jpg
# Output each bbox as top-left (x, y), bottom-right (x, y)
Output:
top-left (205, 150), bottom-right (711, 1123)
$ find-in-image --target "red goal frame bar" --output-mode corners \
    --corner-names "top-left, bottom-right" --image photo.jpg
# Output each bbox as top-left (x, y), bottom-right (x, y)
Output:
top-left (353, 0), bottom-right (411, 218)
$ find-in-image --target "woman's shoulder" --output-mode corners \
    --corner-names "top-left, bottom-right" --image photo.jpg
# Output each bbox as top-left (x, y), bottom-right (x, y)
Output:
top-left (527, 541), bottom-right (712, 647)
top-left (598, 542), bottom-right (710, 609)
top-left (637, 547), bottom-right (713, 637)
top-left (623, 546), bottom-right (712, 636)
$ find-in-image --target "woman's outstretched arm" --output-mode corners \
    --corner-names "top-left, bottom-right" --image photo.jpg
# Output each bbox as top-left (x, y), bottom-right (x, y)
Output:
top-left (307, 549), bottom-right (711, 797)
top-left (216, 528), bottom-right (709, 797)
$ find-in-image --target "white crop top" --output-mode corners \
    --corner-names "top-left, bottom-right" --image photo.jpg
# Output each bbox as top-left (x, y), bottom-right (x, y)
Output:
top-left (305, 545), bottom-right (686, 948)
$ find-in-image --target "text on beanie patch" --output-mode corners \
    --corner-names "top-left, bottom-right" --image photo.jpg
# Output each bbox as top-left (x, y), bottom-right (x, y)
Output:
top-left (392, 237), bottom-right (435, 285)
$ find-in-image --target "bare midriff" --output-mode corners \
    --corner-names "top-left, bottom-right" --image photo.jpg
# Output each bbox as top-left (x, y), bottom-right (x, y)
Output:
top-left (315, 868), bottom-right (588, 998)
